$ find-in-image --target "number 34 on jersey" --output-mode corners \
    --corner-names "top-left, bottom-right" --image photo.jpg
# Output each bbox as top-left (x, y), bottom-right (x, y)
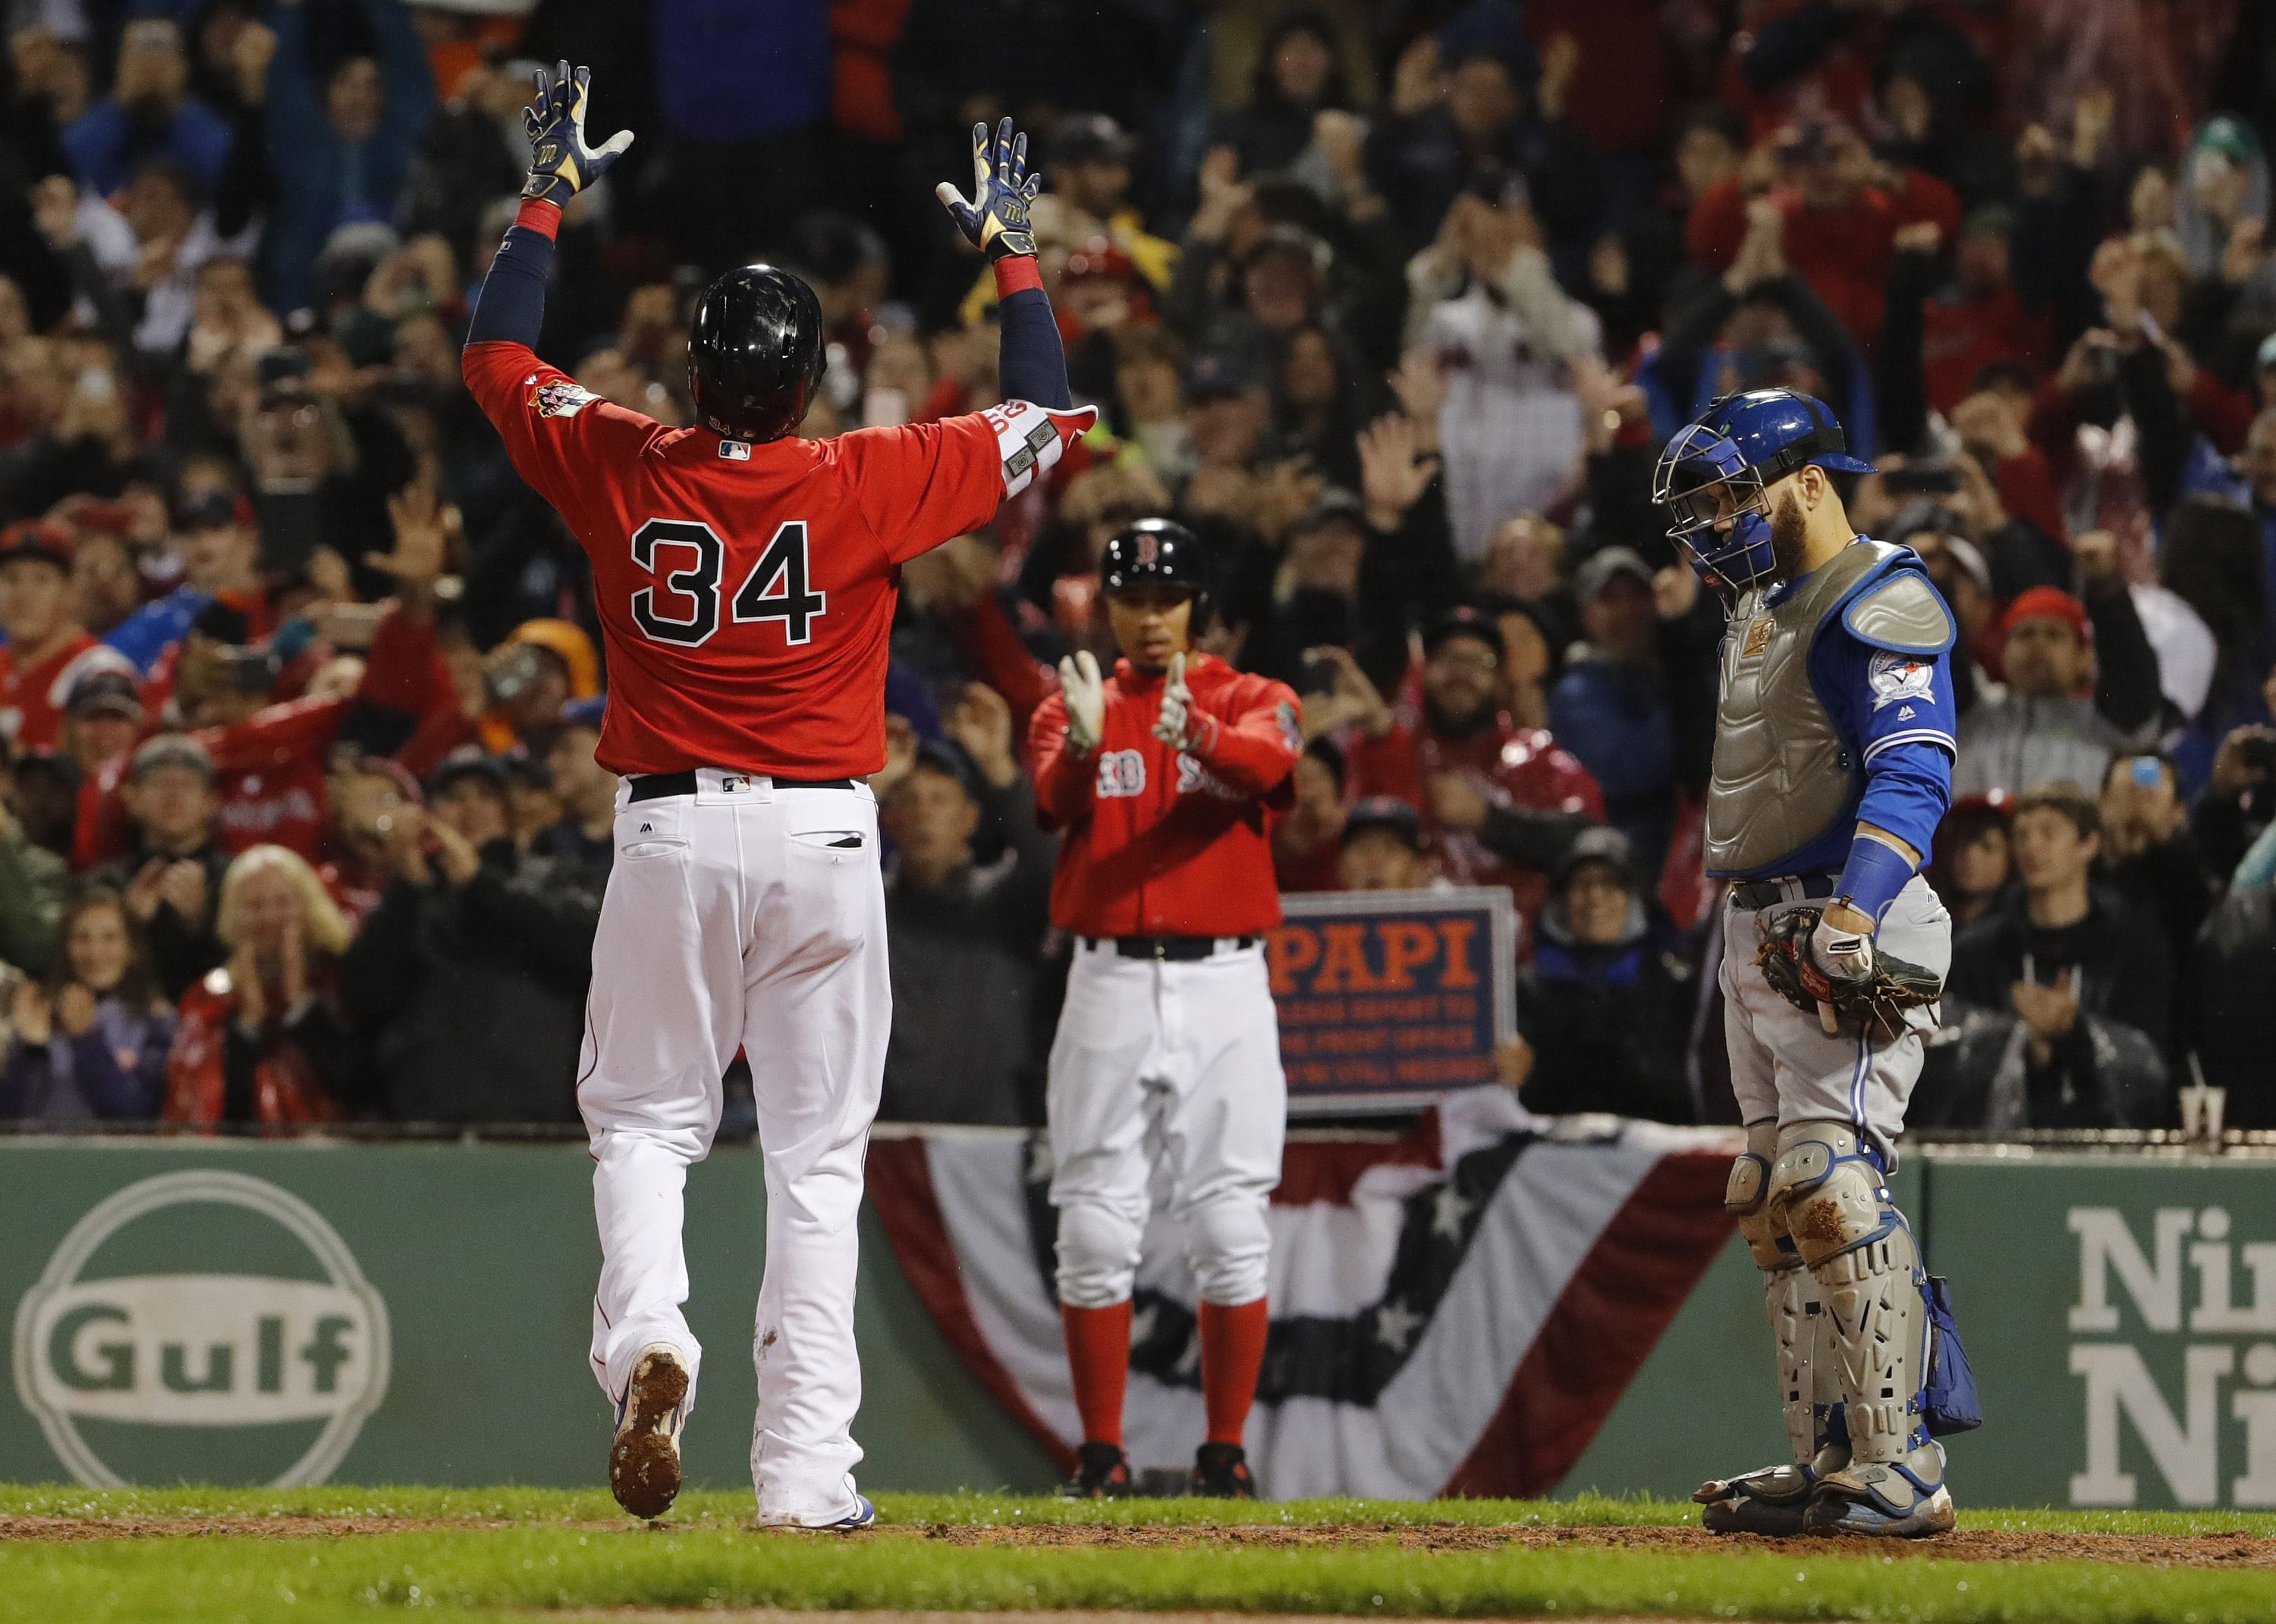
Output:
top-left (628, 518), bottom-right (825, 649)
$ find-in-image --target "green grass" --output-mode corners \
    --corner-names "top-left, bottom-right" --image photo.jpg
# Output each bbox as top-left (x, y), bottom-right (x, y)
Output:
top-left (3, 1488), bottom-right (2274, 1623)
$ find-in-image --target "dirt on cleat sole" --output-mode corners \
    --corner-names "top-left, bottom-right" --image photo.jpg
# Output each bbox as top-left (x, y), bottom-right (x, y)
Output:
top-left (609, 1354), bottom-right (689, 1520)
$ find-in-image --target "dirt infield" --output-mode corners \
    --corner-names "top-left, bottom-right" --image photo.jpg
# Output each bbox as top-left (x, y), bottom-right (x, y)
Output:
top-left (4, 1513), bottom-right (2271, 1569)
top-left (937, 1520), bottom-right (2276, 1569)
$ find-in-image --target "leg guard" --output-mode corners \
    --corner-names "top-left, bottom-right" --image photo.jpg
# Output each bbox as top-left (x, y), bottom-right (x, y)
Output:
top-left (1695, 1123), bottom-right (1850, 1535)
top-left (1768, 1120), bottom-right (1954, 1538)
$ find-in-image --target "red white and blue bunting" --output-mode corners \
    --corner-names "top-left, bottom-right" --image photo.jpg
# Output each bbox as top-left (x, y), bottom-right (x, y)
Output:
top-left (868, 1093), bottom-right (1737, 1499)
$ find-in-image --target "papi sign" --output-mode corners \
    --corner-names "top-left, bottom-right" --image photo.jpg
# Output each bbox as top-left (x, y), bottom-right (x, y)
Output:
top-left (12, 1169), bottom-right (390, 1487)
top-left (1266, 887), bottom-right (1517, 1114)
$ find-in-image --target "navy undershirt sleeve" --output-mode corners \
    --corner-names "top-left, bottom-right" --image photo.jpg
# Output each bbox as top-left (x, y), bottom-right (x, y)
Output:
top-left (466, 219), bottom-right (557, 349)
top-left (997, 286), bottom-right (1071, 410)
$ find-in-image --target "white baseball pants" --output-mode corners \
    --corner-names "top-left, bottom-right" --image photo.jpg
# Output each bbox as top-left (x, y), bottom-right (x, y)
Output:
top-left (578, 770), bottom-right (885, 1525)
top-left (1046, 939), bottom-right (1286, 1308)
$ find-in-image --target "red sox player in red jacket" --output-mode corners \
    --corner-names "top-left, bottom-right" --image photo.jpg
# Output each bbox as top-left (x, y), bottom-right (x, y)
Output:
top-left (1025, 517), bottom-right (1300, 1501)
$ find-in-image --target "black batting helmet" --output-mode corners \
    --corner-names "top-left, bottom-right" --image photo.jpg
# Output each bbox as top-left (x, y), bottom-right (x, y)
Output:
top-left (687, 265), bottom-right (827, 444)
top-left (1101, 517), bottom-right (1212, 630)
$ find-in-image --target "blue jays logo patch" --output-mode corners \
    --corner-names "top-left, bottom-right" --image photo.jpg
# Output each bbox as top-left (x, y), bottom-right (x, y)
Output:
top-left (525, 374), bottom-right (596, 419)
top-left (1868, 649), bottom-right (1936, 710)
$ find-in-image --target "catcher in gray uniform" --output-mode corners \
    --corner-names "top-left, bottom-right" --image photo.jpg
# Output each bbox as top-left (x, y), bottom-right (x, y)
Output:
top-left (1654, 389), bottom-right (1982, 1540)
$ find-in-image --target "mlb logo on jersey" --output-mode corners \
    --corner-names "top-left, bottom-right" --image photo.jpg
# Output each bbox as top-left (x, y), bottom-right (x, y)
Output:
top-left (1868, 649), bottom-right (1937, 709)
top-left (525, 375), bottom-right (596, 419)
top-left (718, 440), bottom-right (751, 460)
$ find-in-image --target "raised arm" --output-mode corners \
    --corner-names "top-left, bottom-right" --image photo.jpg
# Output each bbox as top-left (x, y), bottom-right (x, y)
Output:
top-left (936, 118), bottom-right (1073, 411)
top-left (464, 62), bottom-right (634, 355)
top-left (461, 64), bottom-right (659, 511)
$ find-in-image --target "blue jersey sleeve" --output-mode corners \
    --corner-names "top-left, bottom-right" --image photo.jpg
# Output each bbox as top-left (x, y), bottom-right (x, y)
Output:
top-left (1814, 624), bottom-right (1954, 862)
top-left (1852, 738), bottom-right (1953, 862)
top-left (1852, 642), bottom-right (1957, 771)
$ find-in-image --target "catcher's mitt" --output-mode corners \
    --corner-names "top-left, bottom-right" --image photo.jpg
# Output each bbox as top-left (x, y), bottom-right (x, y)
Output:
top-left (1754, 906), bottom-right (1943, 1044)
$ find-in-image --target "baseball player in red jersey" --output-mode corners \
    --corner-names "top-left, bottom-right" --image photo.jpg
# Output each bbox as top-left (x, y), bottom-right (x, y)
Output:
top-left (1027, 517), bottom-right (1301, 1500)
top-left (463, 69), bottom-right (1092, 1527)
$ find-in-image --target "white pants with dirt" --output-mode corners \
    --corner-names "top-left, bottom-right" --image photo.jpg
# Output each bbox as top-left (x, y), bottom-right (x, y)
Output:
top-left (1047, 938), bottom-right (1286, 1308)
top-left (1718, 874), bottom-right (1953, 1161)
top-left (578, 770), bottom-right (885, 1526)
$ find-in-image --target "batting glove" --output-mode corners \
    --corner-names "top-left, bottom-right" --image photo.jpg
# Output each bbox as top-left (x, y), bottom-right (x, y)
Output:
top-left (521, 62), bottom-right (634, 206)
top-left (1809, 913), bottom-right (1875, 982)
top-left (935, 118), bottom-right (1040, 261)
top-left (1808, 911), bottom-right (1874, 1036)
top-left (1152, 652), bottom-right (1202, 750)
top-left (1058, 650), bottom-right (1106, 755)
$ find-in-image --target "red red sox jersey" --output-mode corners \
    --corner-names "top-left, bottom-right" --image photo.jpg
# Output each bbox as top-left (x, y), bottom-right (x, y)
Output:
top-left (464, 341), bottom-right (1092, 778)
top-left (1028, 655), bottom-right (1300, 938)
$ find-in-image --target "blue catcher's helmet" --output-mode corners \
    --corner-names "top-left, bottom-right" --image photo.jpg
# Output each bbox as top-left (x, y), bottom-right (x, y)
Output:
top-left (1652, 389), bottom-right (1875, 595)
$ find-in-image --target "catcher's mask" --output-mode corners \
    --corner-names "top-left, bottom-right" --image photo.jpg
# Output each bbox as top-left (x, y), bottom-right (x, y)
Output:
top-left (1653, 388), bottom-right (1874, 600)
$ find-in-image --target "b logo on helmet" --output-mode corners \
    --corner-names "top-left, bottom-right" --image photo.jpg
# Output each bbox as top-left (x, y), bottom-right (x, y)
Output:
top-left (1136, 533), bottom-right (1161, 567)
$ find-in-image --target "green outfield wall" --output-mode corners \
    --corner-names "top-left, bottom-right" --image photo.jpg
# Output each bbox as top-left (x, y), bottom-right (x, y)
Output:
top-left (3, 1136), bottom-right (2269, 1509)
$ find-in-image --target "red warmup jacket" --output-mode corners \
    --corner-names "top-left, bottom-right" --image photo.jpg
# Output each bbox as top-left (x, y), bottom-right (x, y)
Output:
top-left (1027, 654), bottom-right (1300, 939)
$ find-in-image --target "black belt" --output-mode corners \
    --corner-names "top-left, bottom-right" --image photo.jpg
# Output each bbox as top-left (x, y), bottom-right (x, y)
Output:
top-left (1084, 934), bottom-right (1258, 962)
top-left (627, 771), bottom-right (857, 803)
top-left (1729, 872), bottom-right (1840, 911)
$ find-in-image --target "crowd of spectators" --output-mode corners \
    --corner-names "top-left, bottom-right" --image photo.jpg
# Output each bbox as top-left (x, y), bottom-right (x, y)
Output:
top-left (2, 0), bottom-right (2275, 1136)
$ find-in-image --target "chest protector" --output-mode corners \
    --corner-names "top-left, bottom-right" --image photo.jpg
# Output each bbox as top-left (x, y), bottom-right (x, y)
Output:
top-left (1705, 539), bottom-right (1948, 877)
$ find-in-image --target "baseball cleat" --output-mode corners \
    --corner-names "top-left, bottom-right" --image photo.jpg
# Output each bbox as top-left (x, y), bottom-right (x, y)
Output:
top-left (1058, 1440), bottom-right (1134, 1499)
top-left (755, 1492), bottom-right (878, 1531)
top-left (1693, 1461), bottom-right (1824, 1536)
top-left (1190, 1440), bottom-right (1258, 1500)
top-left (1804, 1456), bottom-right (1955, 1539)
top-left (825, 1494), bottom-right (878, 1531)
top-left (609, 1344), bottom-right (689, 1519)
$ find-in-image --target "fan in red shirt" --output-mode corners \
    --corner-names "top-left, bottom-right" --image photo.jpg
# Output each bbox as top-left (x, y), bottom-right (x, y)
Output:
top-left (1344, 609), bottom-right (1605, 944)
top-left (1024, 517), bottom-right (1299, 1503)
top-left (0, 520), bottom-right (119, 753)
top-left (71, 593), bottom-right (451, 870)
top-left (1686, 118), bottom-right (1960, 348)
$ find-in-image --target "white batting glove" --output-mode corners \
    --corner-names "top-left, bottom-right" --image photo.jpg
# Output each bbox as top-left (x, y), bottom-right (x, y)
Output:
top-left (1151, 653), bottom-right (1197, 749)
top-left (1809, 912), bottom-right (1873, 1035)
top-left (1810, 913), bottom-right (1875, 982)
top-left (1058, 650), bottom-right (1105, 755)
